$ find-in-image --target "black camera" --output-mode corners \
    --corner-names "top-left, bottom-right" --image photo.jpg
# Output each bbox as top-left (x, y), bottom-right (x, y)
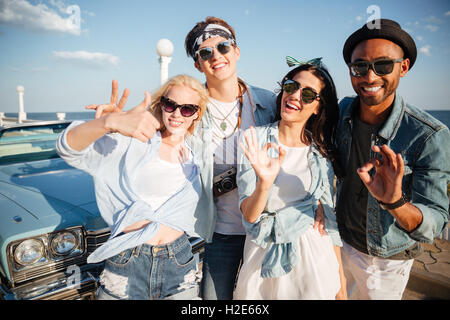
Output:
top-left (213, 167), bottom-right (237, 196)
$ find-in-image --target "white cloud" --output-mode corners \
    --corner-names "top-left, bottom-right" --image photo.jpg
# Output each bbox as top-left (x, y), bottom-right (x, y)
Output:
top-left (416, 35), bottom-right (423, 42)
top-left (10, 67), bottom-right (22, 73)
top-left (423, 15), bottom-right (443, 24)
top-left (356, 16), bottom-right (362, 21)
top-left (244, 9), bottom-right (250, 16)
top-left (10, 66), bottom-right (48, 73)
top-left (403, 27), bottom-right (413, 34)
top-left (445, 11), bottom-right (450, 17)
top-left (48, 0), bottom-right (67, 14)
top-left (425, 24), bottom-right (439, 32)
top-left (0, 0), bottom-right (81, 35)
top-left (419, 45), bottom-right (431, 56)
top-left (52, 50), bottom-right (119, 67)
top-left (405, 21), bottom-right (420, 28)
top-left (31, 67), bottom-right (48, 73)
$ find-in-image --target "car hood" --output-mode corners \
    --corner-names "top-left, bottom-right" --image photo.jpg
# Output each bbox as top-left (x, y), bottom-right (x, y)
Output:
top-left (0, 158), bottom-right (106, 240)
top-left (0, 158), bottom-right (98, 210)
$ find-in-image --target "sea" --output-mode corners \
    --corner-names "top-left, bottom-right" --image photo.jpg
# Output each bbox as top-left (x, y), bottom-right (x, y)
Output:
top-left (4, 111), bottom-right (96, 121)
top-left (4, 110), bottom-right (450, 128)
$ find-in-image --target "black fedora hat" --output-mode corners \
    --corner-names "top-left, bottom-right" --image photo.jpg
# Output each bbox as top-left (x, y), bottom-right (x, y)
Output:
top-left (343, 19), bottom-right (417, 70)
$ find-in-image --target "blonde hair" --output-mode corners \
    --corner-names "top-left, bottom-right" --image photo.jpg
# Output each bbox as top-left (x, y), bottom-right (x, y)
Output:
top-left (149, 74), bottom-right (208, 135)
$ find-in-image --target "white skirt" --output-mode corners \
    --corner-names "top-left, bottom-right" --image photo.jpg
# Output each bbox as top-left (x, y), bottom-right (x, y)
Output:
top-left (233, 226), bottom-right (341, 300)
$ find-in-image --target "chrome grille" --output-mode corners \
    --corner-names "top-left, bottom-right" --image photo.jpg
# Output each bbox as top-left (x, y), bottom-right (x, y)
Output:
top-left (86, 230), bottom-right (110, 255)
top-left (12, 256), bottom-right (88, 284)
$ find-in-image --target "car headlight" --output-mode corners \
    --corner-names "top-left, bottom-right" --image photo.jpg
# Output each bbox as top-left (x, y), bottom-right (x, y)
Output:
top-left (50, 231), bottom-right (78, 256)
top-left (14, 239), bottom-right (45, 266)
top-left (8, 227), bottom-right (86, 276)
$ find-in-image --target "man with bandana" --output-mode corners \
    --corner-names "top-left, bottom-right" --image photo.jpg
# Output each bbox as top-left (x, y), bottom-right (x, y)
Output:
top-left (184, 17), bottom-right (278, 300)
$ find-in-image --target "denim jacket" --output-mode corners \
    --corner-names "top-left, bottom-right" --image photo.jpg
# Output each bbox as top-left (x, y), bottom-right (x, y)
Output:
top-left (188, 80), bottom-right (277, 242)
top-left (335, 95), bottom-right (450, 258)
top-left (56, 123), bottom-right (202, 263)
top-left (237, 122), bottom-right (342, 278)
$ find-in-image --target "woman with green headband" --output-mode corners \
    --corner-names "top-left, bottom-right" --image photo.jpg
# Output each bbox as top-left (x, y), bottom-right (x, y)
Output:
top-left (234, 57), bottom-right (347, 299)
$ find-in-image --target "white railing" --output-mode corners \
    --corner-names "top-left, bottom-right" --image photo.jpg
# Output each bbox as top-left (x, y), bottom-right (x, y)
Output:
top-left (0, 113), bottom-right (67, 125)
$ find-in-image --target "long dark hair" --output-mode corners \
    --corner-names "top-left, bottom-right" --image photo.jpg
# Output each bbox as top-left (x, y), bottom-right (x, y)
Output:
top-left (275, 64), bottom-right (343, 178)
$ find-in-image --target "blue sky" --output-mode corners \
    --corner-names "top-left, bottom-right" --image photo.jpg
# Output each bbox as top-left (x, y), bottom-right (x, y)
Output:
top-left (1, 0), bottom-right (449, 113)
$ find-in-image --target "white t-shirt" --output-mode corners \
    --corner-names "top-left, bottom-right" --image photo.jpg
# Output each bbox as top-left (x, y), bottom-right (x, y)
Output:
top-left (134, 149), bottom-right (194, 210)
top-left (209, 92), bottom-right (255, 235)
top-left (266, 144), bottom-right (311, 212)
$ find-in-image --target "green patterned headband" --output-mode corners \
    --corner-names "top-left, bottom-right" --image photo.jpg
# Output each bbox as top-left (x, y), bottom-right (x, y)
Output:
top-left (286, 56), bottom-right (324, 68)
top-left (285, 56), bottom-right (333, 85)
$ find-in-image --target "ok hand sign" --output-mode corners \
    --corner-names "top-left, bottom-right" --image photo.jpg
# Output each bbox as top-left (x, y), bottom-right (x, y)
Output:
top-left (357, 144), bottom-right (404, 205)
top-left (240, 126), bottom-right (287, 187)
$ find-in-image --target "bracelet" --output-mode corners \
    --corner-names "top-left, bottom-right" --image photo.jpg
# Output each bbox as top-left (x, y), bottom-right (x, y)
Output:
top-left (377, 193), bottom-right (408, 210)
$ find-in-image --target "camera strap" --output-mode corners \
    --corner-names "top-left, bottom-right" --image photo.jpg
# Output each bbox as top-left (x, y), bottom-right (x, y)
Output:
top-left (236, 80), bottom-right (245, 129)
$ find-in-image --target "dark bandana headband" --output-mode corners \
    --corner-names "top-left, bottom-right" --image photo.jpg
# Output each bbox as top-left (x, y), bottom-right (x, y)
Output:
top-left (189, 24), bottom-right (235, 58)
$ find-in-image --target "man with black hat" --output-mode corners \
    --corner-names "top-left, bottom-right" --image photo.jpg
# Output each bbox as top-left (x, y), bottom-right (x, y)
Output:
top-left (335, 19), bottom-right (450, 299)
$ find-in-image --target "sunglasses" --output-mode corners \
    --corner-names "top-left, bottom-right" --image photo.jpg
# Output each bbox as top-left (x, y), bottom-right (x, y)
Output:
top-left (195, 41), bottom-right (233, 61)
top-left (282, 79), bottom-right (320, 104)
top-left (348, 58), bottom-right (404, 77)
top-left (160, 96), bottom-right (199, 117)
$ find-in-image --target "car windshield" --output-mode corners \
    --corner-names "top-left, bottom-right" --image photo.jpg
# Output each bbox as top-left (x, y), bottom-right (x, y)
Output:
top-left (0, 122), bottom-right (70, 165)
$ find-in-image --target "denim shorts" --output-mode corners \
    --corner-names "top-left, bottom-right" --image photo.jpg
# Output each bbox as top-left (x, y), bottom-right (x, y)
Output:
top-left (96, 233), bottom-right (200, 300)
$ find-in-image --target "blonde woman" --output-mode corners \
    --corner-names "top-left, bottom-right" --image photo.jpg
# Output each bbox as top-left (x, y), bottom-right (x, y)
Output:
top-left (57, 75), bottom-right (208, 300)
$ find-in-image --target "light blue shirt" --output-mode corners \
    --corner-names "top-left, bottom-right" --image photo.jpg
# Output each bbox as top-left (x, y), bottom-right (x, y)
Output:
top-left (237, 122), bottom-right (342, 278)
top-left (56, 122), bottom-right (202, 263)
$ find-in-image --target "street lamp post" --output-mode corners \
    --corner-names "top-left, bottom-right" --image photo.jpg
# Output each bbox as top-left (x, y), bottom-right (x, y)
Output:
top-left (156, 39), bottom-right (174, 85)
top-left (16, 85), bottom-right (26, 123)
